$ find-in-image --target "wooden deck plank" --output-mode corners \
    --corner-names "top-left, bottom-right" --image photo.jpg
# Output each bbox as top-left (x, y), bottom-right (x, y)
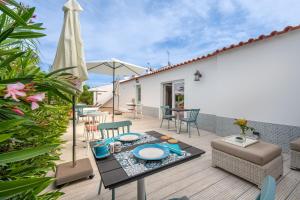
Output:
top-left (55, 116), bottom-right (299, 200)
top-left (275, 170), bottom-right (300, 200)
top-left (188, 175), bottom-right (252, 200)
top-left (286, 181), bottom-right (300, 200)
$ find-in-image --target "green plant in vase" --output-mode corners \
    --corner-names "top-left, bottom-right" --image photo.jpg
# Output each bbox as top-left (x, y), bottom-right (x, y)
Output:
top-left (233, 119), bottom-right (255, 142)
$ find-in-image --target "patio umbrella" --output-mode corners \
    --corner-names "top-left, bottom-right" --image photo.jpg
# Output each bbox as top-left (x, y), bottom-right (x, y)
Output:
top-left (52, 0), bottom-right (93, 186)
top-left (87, 59), bottom-right (147, 121)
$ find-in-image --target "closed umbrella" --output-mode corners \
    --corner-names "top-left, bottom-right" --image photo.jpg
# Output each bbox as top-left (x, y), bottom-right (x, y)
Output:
top-left (87, 59), bottom-right (147, 121)
top-left (52, 0), bottom-right (93, 186)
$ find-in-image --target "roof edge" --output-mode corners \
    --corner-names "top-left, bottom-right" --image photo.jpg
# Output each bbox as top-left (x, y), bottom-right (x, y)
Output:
top-left (121, 24), bottom-right (300, 84)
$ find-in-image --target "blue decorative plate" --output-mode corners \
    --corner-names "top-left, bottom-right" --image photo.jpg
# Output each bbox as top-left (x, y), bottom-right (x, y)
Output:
top-left (132, 144), bottom-right (170, 160)
top-left (115, 133), bottom-right (141, 142)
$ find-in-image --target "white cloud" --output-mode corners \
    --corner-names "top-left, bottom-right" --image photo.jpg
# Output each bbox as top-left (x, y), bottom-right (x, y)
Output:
top-left (25, 0), bottom-right (300, 86)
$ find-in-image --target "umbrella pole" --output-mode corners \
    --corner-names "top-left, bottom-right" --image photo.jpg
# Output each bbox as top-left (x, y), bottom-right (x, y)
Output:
top-left (112, 62), bottom-right (115, 122)
top-left (72, 95), bottom-right (76, 167)
top-left (54, 94), bottom-right (94, 187)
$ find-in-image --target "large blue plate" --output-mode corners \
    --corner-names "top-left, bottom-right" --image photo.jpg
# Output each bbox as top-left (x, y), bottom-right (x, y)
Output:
top-left (132, 144), bottom-right (170, 161)
top-left (115, 133), bottom-right (141, 142)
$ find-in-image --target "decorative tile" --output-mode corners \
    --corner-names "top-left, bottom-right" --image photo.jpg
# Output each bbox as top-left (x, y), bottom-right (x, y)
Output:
top-left (114, 147), bottom-right (191, 177)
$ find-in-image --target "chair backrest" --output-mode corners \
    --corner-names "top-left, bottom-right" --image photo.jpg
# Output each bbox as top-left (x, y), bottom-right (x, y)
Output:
top-left (187, 109), bottom-right (200, 122)
top-left (98, 120), bottom-right (132, 138)
top-left (75, 106), bottom-right (85, 116)
top-left (160, 105), bottom-right (170, 117)
top-left (256, 176), bottom-right (276, 200)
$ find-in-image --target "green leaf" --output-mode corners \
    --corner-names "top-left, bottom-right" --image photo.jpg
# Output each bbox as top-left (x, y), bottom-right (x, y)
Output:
top-left (0, 144), bottom-right (59, 165)
top-left (21, 7), bottom-right (35, 22)
top-left (5, 0), bottom-right (23, 8)
top-left (0, 51), bottom-right (25, 69)
top-left (0, 134), bottom-right (12, 142)
top-left (46, 66), bottom-right (77, 77)
top-left (49, 89), bottom-right (72, 102)
top-left (9, 31), bottom-right (46, 39)
top-left (18, 23), bottom-right (45, 31)
top-left (0, 48), bottom-right (19, 56)
top-left (0, 118), bottom-right (27, 133)
top-left (0, 77), bottom-right (34, 84)
top-left (0, 177), bottom-right (52, 199)
top-left (0, 13), bottom-right (7, 33)
top-left (0, 3), bottom-right (26, 26)
top-left (0, 27), bottom-right (15, 43)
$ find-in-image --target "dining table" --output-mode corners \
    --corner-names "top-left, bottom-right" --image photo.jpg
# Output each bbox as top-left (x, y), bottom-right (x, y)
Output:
top-left (170, 108), bottom-right (192, 134)
top-left (90, 131), bottom-right (205, 200)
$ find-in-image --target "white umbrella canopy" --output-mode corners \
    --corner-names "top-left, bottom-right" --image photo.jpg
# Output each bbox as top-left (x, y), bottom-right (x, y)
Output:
top-left (87, 58), bottom-right (147, 77)
top-left (86, 59), bottom-right (147, 121)
top-left (52, 0), bottom-right (92, 176)
top-left (52, 0), bottom-right (88, 84)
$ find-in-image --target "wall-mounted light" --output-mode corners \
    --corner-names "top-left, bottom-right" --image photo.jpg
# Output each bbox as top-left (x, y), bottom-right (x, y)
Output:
top-left (135, 79), bottom-right (139, 83)
top-left (194, 70), bottom-right (202, 81)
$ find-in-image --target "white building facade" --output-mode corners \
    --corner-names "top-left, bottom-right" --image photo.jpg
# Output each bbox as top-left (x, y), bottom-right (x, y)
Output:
top-left (119, 26), bottom-right (300, 151)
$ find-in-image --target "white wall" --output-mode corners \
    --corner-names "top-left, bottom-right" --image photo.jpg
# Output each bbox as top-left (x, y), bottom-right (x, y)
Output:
top-left (119, 30), bottom-right (300, 127)
top-left (91, 84), bottom-right (113, 106)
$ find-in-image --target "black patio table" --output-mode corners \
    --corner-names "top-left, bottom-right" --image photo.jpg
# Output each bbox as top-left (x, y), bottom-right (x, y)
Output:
top-left (90, 131), bottom-right (205, 200)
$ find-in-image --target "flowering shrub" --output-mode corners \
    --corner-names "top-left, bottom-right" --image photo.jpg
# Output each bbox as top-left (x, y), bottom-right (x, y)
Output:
top-left (0, 1), bottom-right (79, 199)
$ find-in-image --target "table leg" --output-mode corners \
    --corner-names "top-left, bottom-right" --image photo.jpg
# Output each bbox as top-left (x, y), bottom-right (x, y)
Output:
top-left (137, 178), bottom-right (146, 200)
top-left (176, 112), bottom-right (180, 134)
top-left (112, 188), bottom-right (115, 200)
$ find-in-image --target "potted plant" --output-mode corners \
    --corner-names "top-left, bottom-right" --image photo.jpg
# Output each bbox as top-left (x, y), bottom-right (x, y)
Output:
top-left (234, 119), bottom-right (255, 143)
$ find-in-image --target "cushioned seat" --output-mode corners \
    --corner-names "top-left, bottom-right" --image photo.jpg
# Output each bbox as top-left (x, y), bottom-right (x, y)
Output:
top-left (211, 138), bottom-right (281, 166)
top-left (290, 138), bottom-right (300, 151)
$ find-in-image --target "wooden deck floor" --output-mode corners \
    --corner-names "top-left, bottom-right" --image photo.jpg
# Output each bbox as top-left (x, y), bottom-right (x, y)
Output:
top-left (52, 115), bottom-right (300, 200)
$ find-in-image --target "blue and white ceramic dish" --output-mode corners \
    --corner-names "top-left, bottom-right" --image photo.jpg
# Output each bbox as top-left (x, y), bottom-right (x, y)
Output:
top-left (115, 133), bottom-right (141, 142)
top-left (132, 143), bottom-right (170, 160)
top-left (92, 144), bottom-right (110, 159)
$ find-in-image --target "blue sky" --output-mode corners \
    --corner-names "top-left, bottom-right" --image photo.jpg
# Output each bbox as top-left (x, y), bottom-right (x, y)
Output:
top-left (25, 0), bottom-right (300, 87)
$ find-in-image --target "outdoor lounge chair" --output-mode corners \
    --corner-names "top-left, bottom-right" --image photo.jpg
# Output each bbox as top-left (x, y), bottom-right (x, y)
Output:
top-left (160, 105), bottom-right (176, 129)
top-left (290, 137), bottom-right (300, 169)
top-left (179, 109), bottom-right (200, 137)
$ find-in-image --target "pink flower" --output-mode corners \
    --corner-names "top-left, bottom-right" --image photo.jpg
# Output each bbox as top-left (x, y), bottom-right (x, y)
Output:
top-left (4, 82), bottom-right (26, 101)
top-left (12, 107), bottom-right (24, 116)
top-left (26, 93), bottom-right (45, 110)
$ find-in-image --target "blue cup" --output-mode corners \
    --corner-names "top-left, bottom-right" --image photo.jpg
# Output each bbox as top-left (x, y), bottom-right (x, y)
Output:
top-left (94, 144), bottom-right (109, 156)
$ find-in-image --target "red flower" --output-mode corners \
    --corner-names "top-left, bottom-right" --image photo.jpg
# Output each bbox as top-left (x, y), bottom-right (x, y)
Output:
top-left (12, 107), bottom-right (24, 116)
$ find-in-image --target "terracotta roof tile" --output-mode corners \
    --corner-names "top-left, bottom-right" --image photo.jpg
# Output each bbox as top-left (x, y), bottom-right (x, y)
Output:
top-left (122, 24), bottom-right (300, 83)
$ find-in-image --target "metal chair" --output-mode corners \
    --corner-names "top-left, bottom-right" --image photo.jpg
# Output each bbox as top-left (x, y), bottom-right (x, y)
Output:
top-left (97, 120), bottom-right (132, 196)
top-left (256, 176), bottom-right (276, 200)
top-left (98, 120), bottom-right (132, 139)
top-left (160, 105), bottom-right (176, 129)
top-left (75, 105), bottom-right (87, 124)
top-left (83, 112), bottom-right (108, 145)
top-left (179, 109), bottom-right (200, 137)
